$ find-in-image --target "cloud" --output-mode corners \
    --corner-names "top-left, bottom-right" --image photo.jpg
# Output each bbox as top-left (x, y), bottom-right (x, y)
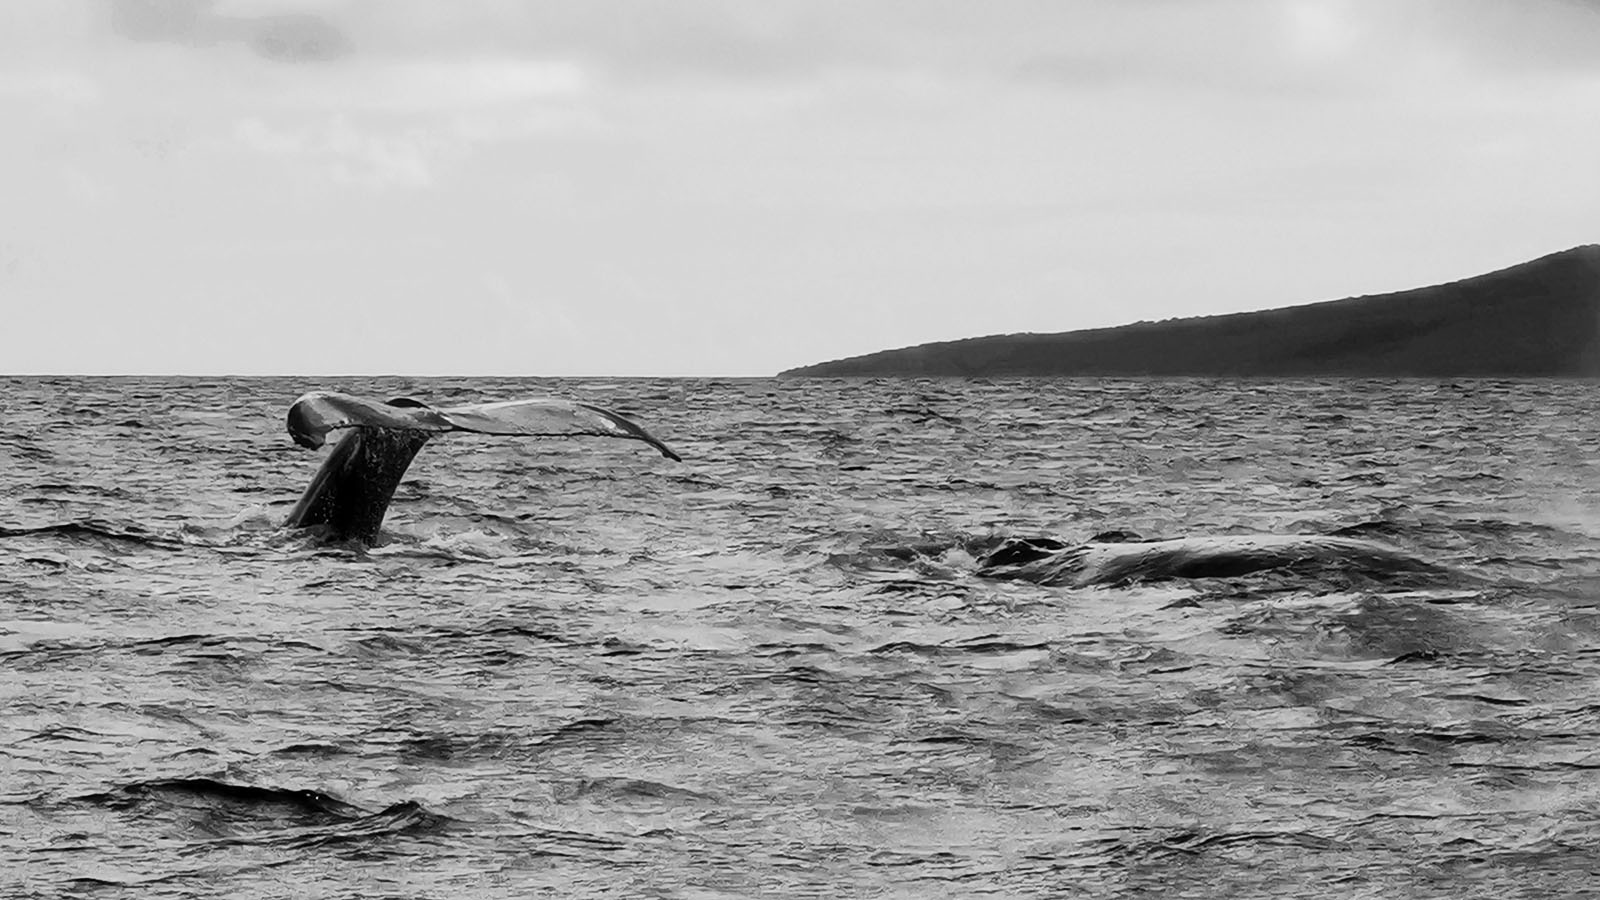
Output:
top-left (337, 1), bottom-right (1600, 80)
top-left (104, 0), bottom-right (352, 62)
top-left (233, 116), bottom-right (434, 188)
top-left (9, 0), bottom-right (1599, 376)
top-left (79, 0), bottom-right (1600, 107)
top-left (297, 58), bottom-right (590, 113)
top-left (1010, 0), bottom-right (1600, 97)
top-left (104, 0), bottom-right (212, 44)
top-left (243, 12), bottom-right (352, 62)
top-left (0, 69), bottom-right (101, 106)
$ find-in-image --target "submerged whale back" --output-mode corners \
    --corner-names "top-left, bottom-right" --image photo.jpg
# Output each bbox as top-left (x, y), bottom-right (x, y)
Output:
top-left (976, 534), bottom-right (1444, 587)
top-left (283, 427), bottom-right (433, 543)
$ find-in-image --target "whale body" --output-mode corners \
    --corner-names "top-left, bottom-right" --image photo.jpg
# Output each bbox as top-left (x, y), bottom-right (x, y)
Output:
top-left (974, 533), bottom-right (1445, 588)
top-left (282, 391), bottom-right (679, 545)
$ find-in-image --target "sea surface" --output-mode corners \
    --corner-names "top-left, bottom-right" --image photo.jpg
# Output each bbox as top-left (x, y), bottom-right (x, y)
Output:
top-left (4, 376), bottom-right (1600, 898)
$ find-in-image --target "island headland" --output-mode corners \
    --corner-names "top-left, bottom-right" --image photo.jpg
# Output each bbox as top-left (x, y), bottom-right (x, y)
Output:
top-left (779, 245), bottom-right (1600, 378)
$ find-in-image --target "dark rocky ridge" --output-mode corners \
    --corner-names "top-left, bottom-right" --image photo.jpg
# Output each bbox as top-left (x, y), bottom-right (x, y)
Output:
top-left (780, 246), bottom-right (1600, 377)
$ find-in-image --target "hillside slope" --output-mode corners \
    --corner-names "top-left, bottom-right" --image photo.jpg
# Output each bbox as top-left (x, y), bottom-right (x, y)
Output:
top-left (779, 246), bottom-right (1600, 377)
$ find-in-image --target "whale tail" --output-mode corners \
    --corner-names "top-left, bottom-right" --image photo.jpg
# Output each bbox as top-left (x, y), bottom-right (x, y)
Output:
top-left (285, 392), bottom-right (681, 460)
top-left (282, 392), bottom-right (679, 545)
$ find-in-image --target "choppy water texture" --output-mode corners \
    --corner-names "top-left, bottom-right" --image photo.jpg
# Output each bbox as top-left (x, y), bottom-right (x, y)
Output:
top-left (6, 376), bottom-right (1600, 898)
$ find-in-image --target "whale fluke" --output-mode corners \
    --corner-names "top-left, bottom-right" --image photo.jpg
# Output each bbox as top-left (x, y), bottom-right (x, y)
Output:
top-left (286, 391), bottom-right (681, 460)
top-left (283, 391), bottom-right (679, 545)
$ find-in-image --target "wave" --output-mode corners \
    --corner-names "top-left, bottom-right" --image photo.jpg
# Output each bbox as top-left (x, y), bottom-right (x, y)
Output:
top-left (0, 513), bottom-right (538, 563)
top-left (0, 519), bottom-right (189, 551)
top-left (389, 718), bottom-right (619, 764)
top-left (77, 777), bottom-right (365, 820)
top-left (869, 635), bottom-right (1052, 657)
top-left (553, 776), bottom-right (717, 805)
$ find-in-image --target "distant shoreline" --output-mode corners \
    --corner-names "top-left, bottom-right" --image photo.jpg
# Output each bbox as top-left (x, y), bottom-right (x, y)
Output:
top-left (779, 245), bottom-right (1600, 378)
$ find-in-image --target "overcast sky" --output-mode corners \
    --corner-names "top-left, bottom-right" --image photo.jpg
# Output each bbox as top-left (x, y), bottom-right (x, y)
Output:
top-left (2, 0), bottom-right (1597, 375)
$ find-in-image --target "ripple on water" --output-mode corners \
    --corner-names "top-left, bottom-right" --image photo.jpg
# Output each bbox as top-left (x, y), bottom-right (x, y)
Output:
top-left (5, 377), bottom-right (1600, 896)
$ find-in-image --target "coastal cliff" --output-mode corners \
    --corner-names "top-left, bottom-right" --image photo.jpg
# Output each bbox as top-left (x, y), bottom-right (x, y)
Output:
top-left (779, 246), bottom-right (1600, 377)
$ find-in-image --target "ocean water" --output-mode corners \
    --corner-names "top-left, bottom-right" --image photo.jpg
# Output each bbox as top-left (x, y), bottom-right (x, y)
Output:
top-left (4, 376), bottom-right (1600, 898)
